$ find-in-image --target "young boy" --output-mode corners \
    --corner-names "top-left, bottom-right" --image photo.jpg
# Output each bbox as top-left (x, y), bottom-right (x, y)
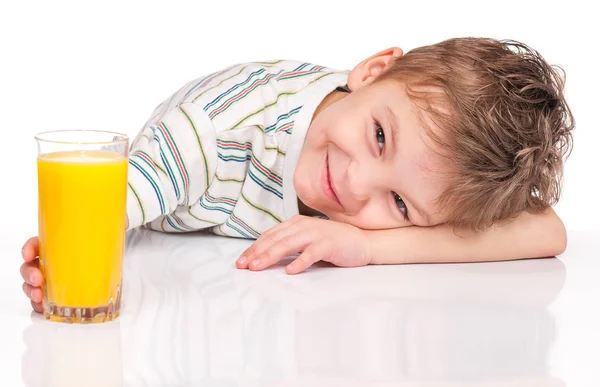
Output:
top-left (21, 37), bottom-right (574, 313)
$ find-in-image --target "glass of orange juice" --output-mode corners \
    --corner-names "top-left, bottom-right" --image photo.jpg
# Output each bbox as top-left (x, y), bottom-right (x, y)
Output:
top-left (35, 130), bottom-right (129, 323)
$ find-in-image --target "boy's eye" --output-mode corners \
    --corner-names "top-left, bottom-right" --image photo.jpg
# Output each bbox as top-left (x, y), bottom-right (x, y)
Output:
top-left (393, 192), bottom-right (408, 218)
top-left (376, 126), bottom-right (385, 150)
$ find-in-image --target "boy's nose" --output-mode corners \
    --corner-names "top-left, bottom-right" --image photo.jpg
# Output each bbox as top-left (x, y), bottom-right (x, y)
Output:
top-left (346, 163), bottom-right (377, 208)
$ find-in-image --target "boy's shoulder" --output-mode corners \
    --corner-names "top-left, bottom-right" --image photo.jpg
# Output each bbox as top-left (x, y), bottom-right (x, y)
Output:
top-left (142, 60), bottom-right (349, 136)
top-left (181, 59), bottom-right (349, 106)
top-left (165, 59), bottom-right (349, 133)
top-left (210, 59), bottom-right (343, 79)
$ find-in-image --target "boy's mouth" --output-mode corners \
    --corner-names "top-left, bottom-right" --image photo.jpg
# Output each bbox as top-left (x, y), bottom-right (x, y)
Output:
top-left (322, 152), bottom-right (342, 207)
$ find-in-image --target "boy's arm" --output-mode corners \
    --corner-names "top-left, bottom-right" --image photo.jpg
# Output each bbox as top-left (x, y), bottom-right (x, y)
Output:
top-left (368, 207), bottom-right (566, 265)
top-left (126, 103), bottom-right (217, 230)
top-left (238, 208), bottom-right (566, 274)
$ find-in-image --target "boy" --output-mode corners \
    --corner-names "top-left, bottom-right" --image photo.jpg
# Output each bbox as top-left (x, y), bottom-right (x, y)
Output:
top-left (21, 37), bottom-right (573, 312)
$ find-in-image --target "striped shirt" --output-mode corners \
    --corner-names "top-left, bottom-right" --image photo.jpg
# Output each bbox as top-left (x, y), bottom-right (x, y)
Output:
top-left (126, 60), bottom-right (349, 238)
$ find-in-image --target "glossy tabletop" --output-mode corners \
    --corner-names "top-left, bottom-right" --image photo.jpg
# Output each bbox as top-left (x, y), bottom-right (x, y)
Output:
top-left (3, 228), bottom-right (599, 386)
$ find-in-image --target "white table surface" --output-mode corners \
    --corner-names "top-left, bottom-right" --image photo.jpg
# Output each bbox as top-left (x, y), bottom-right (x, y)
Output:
top-left (2, 227), bottom-right (599, 386)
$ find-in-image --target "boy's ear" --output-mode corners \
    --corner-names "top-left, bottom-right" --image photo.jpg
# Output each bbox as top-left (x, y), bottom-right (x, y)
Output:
top-left (347, 47), bottom-right (403, 91)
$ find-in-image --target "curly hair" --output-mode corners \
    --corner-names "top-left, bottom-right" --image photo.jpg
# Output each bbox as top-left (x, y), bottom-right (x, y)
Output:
top-left (376, 37), bottom-right (575, 230)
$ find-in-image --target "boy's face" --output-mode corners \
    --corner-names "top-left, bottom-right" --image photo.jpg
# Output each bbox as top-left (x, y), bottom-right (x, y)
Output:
top-left (294, 79), bottom-right (448, 229)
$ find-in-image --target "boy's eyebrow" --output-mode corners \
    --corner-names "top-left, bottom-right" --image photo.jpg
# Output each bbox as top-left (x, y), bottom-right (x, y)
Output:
top-left (383, 104), bottom-right (433, 226)
top-left (383, 105), bottom-right (401, 152)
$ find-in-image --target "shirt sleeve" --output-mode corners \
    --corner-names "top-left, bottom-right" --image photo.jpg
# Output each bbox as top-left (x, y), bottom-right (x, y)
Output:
top-left (126, 102), bottom-right (218, 231)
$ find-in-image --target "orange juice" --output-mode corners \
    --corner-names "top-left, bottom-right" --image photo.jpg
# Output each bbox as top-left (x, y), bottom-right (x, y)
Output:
top-left (38, 150), bottom-right (128, 322)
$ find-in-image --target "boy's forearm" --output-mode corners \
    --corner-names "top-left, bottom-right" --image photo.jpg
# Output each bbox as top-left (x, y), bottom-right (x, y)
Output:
top-left (368, 208), bottom-right (566, 265)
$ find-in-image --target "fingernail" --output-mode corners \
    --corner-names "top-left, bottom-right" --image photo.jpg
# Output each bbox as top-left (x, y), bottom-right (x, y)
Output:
top-left (29, 274), bottom-right (34, 285)
top-left (286, 261), bottom-right (297, 272)
top-left (251, 259), bottom-right (260, 268)
top-left (237, 256), bottom-right (247, 265)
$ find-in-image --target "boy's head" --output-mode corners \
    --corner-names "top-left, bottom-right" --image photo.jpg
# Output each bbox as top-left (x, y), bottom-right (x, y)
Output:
top-left (294, 37), bottom-right (574, 230)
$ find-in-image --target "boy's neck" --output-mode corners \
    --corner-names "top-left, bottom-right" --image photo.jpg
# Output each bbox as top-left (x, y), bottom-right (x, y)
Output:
top-left (310, 87), bottom-right (349, 122)
top-left (297, 198), bottom-right (325, 217)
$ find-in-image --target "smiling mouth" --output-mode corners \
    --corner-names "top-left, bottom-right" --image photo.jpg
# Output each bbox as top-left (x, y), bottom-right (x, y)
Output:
top-left (322, 153), bottom-right (342, 206)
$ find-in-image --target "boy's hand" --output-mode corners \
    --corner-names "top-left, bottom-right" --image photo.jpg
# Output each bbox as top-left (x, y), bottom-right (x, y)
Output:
top-left (236, 215), bottom-right (372, 274)
top-left (20, 237), bottom-right (44, 313)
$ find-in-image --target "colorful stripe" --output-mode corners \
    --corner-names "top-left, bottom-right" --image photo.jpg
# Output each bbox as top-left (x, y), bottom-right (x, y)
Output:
top-left (128, 182), bottom-right (146, 225)
top-left (277, 64), bottom-right (324, 81)
top-left (191, 62), bottom-right (283, 103)
top-left (247, 168), bottom-right (283, 199)
top-left (251, 154), bottom-right (282, 186)
top-left (186, 208), bottom-right (219, 225)
top-left (198, 198), bottom-right (231, 214)
top-left (179, 105), bottom-right (211, 189)
top-left (264, 106), bottom-right (301, 133)
top-left (166, 215), bottom-right (189, 232)
top-left (225, 90), bottom-right (298, 131)
top-left (129, 158), bottom-right (166, 214)
top-left (206, 69), bottom-right (284, 119)
top-left (184, 63), bottom-right (247, 101)
top-left (198, 190), bottom-right (236, 215)
top-left (218, 154), bottom-right (251, 163)
top-left (216, 142), bottom-right (285, 197)
top-left (228, 212), bottom-right (261, 238)
top-left (267, 146), bottom-right (286, 156)
top-left (241, 192), bottom-right (281, 223)
top-left (214, 173), bottom-right (245, 183)
top-left (217, 139), bottom-right (252, 151)
top-left (131, 150), bottom-right (167, 177)
top-left (204, 190), bottom-right (237, 208)
top-left (223, 220), bottom-right (253, 238)
top-left (218, 137), bottom-right (285, 156)
top-left (158, 147), bottom-right (181, 201)
top-left (276, 122), bottom-right (294, 134)
top-left (156, 122), bottom-right (190, 204)
top-left (290, 63), bottom-right (310, 72)
top-left (204, 68), bottom-right (266, 111)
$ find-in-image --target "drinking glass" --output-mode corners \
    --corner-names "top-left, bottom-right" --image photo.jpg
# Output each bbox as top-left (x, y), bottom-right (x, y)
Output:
top-left (36, 130), bottom-right (129, 323)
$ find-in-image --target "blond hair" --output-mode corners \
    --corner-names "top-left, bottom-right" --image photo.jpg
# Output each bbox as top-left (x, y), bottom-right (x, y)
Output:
top-left (377, 37), bottom-right (574, 230)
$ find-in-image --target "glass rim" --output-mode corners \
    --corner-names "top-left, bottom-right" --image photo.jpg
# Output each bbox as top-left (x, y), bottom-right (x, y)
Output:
top-left (35, 129), bottom-right (129, 145)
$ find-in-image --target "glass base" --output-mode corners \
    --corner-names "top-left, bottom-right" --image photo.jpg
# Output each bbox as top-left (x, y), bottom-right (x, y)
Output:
top-left (43, 287), bottom-right (122, 324)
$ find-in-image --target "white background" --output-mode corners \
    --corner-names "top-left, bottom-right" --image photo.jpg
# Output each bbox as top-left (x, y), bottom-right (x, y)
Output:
top-left (0, 0), bottom-right (598, 385)
top-left (1, 0), bottom-right (597, 233)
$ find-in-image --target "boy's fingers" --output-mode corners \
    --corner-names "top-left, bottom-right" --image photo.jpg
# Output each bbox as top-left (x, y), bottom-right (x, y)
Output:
top-left (31, 287), bottom-right (43, 303)
top-left (22, 282), bottom-right (33, 299)
top-left (20, 261), bottom-right (42, 286)
top-left (22, 283), bottom-right (43, 303)
top-left (237, 222), bottom-right (299, 269)
top-left (22, 237), bottom-right (39, 262)
top-left (31, 300), bottom-right (43, 314)
top-left (248, 232), bottom-right (312, 271)
top-left (235, 256), bottom-right (250, 269)
top-left (285, 243), bottom-right (326, 275)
